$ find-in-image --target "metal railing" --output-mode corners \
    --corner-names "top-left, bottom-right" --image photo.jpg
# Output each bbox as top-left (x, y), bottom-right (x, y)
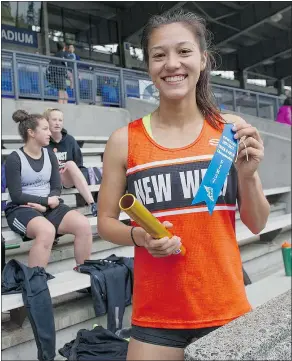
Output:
top-left (1, 50), bottom-right (283, 120)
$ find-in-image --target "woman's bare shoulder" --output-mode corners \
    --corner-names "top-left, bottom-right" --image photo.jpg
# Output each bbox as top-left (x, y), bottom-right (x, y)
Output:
top-left (107, 125), bottom-right (128, 147)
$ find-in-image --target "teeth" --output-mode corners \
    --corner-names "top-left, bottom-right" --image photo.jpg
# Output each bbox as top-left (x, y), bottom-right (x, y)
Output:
top-left (164, 76), bottom-right (185, 82)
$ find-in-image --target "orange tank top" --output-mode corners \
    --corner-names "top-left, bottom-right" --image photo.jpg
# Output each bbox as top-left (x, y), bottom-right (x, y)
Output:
top-left (127, 117), bottom-right (252, 329)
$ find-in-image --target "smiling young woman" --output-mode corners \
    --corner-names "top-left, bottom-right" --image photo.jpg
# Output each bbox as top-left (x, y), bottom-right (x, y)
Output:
top-left (97, 10), bottom-right (270, 360)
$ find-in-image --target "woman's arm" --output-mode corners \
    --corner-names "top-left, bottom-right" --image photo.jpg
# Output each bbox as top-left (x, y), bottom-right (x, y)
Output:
top-left (97, 127), bottom-right (146, 247)
top-left (237, 171), bottom-right (270, 234)
top-left (5, 152), bottom-right (49, 206)
top-left (48, 150), bottom-right (62, 197)
top-left (222, 114), bottom-right (270, 234)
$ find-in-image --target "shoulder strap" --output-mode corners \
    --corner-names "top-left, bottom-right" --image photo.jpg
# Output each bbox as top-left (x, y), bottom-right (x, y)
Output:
top-left (142, 114), bottom-right (153, 139)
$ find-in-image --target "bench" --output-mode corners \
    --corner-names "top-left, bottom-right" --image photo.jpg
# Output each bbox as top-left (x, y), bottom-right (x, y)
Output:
top-left (2, 209), bottom-right (291, 313)
top-left (3, 263), bottom-right (290, 314)
top-left (1, 135), bottom-right (109, 146)
top-left (245, 269), bottom-right (291, 308)
top-left (2, 270), bottom-right (91, 313)
top-left (237, 213), bottom-right (291, 246)
top-left (2, 212), bottom-right (130, 244)
top-left (1, 184), bottom-right (101, 202)
top-left (1, 147), bottom-right (105, 168)
top-left (2, 152), bottom-right (291, 315)
top-left (263, 186), bottom-right (292, 197)
top-left (1, 147), bottom-right (105, 159)
top-left (2, 186), bottom-right (291, 244)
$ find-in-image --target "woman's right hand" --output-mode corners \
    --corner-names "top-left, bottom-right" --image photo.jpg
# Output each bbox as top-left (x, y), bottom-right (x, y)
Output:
top-left (21, 203), bottom-right (47, 213)
top-left (143, 221), bottom-right (182, 258)
top-left (48, 196), bottom-right (60, 209)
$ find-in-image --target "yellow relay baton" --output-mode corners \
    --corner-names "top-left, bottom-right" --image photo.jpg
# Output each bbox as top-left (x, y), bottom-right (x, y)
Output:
top-left (119, 194), bottom-right (186, 256)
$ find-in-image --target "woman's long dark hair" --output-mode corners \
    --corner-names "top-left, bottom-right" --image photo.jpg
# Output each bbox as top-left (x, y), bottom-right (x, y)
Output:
top-left (141, 10), bottom-right (224, 130)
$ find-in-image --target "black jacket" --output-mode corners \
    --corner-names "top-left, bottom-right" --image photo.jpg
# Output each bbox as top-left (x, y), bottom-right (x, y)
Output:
top-left (2, 260), bottom-right (56, 361)
top-left (46, 129), bottom-right (85, 169)
top-left (59, 326), bottom-right (128, 361)
top-left (51, 50), bottom-right (69, 68)
top-left (79, 255), bottom-right (134, 333)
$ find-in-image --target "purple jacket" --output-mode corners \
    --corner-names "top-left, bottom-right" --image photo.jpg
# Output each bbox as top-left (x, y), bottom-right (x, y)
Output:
top-left (276, 105), bottom-right (292, 125)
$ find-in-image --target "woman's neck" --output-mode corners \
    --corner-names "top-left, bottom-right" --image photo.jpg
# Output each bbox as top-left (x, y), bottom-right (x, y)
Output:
top-left (23, 141), bottom-right (42, 159)
top-left (51, 131), bottom-right (62, 143)
top-left (155, 92), bottom-right (204, 128)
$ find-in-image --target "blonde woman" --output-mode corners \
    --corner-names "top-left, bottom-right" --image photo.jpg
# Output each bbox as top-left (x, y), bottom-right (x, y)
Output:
top-left (44, 108), bottom-right (97, 216)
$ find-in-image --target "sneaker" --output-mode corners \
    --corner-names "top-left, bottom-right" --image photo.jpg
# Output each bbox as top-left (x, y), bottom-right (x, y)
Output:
top-left (52, 238), bottom-right (59, 248)
top-left (91, 203), bottom-right (97, 217)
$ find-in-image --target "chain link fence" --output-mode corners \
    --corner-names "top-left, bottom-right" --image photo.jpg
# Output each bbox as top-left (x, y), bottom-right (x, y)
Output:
top-left (1, 53), bottom-right (14, 98)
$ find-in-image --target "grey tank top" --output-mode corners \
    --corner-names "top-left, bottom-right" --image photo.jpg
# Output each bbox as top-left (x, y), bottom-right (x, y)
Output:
top-left (8, 148), bottom-right (52, 202)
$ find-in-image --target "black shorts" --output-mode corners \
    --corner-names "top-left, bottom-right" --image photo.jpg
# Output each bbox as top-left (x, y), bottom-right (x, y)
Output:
top-left (131, 325), bottom-right (220, 349)
top-left (6, 203), bottom-right (71, 239)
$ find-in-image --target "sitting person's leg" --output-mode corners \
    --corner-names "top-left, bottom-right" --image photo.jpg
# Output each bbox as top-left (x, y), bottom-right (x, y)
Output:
top-left (55, 208), bottom-right (92, 266)
top-left (26, 217), bottom-right (56, 268)
top-left (6, 207), bottom-right (56, 268)
top-left (60, 161), bottom-right (96, 215)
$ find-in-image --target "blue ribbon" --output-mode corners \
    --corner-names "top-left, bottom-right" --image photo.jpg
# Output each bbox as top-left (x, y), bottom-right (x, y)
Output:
top-left (192, 124), bottom-right (238, 214)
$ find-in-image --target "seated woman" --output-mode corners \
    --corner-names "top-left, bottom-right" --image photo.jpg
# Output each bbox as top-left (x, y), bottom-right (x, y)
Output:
top-left (44, 108), bottom-right (97, 216)
top-left (5, 110), bottom-right (92, 269)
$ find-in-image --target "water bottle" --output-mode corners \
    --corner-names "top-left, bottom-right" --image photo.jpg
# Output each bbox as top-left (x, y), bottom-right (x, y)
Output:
top-left (282, 242), bottom-right (292, 277)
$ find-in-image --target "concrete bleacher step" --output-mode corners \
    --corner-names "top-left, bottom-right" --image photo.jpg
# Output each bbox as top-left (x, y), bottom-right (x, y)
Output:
top-left (2, 243), bottom-right (134, 312)
top-left (2, 210), bottom-right (290, 313)
top-left (3, 210), bottom-right (289, 275)
top-left (263, 186), bottom-right (291, 197)
top-left (245, 270), bottom-right (291, 308)
top-left (2, 186), bottom-right (291, 307)
top-left (2, 197), bottom-right (290, 280)
top-left (5, 235), bottom-right (135, 276)
top-left (241, 228), bottom-right (291, 282)
top-left (1, 205), bottom-right (93, 229)
top-left (3, 196), bottom-right (284, 229)
top-left (2, 185), bottom-right (101, 202)
top-left (1, 147), bottom-right (105, 158)
top-left (2, 217), bottom-right (97, 244)
top-left (235, 201), bottom-right (286, 220)
top-left (236, 213), bottom-right (291, 246)
top-left (2, 197), bottom-right (288, 245)
top-left (1, 135), bottom-right (108, 145)
top-left (2, 268), bottom-right (290, 360)
top-left (2, 212), bottom-right (130, 244)
top-left (1, 182), bottom-right (291, 360)
top-left (2, 271), bottom-right (91, 313)
top-left (2, 296), bottom-right (132, 360)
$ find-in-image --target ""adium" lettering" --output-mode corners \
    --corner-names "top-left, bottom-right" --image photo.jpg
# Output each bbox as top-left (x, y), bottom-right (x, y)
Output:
top-left (2, 29), bottom-right (33, 44)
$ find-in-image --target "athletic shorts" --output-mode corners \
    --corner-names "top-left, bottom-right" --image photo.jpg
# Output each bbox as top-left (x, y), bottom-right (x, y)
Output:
top-left (6, 203), bottom-right (71, 239)
top-left (131, 325), bottom-right (220, 348)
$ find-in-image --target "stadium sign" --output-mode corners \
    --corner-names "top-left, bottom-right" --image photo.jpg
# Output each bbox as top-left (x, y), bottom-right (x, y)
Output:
top-left (1, 25), bottom-right (38, 48)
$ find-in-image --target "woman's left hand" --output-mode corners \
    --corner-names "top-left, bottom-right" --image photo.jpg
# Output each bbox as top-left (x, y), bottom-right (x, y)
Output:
top-left (232, 123), bottom-right (264, 178)
top-left (59, 163), bottom-right (68, 174)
